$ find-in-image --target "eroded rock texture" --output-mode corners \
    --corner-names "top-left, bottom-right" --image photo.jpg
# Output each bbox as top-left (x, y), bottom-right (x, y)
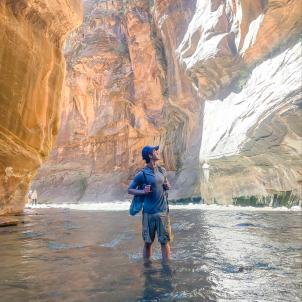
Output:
top-left (200, 42), bottom-right (302, 203)
top-left (0, 0), bottom-right (82, 214)
top-left (176, 0), bottom-right (302, 203)
top-left (177, 0), bottom-right (301, 98)
top-left (33, 0), bottom-right (301, 204)
top-left (33, 0), bottom-right (201, 202)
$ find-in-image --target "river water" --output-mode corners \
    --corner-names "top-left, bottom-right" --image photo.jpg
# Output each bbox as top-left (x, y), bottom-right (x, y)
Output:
top-left (0, 204), bottom-right (301, 302)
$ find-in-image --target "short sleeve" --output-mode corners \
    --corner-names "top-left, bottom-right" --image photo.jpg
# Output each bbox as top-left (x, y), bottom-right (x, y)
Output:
top-left (128, 171), bottom-right (144, 190)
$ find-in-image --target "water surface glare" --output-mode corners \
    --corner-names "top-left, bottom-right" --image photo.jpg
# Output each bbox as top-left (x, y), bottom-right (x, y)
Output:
top-left (0, 208), bottom-right (301, 301)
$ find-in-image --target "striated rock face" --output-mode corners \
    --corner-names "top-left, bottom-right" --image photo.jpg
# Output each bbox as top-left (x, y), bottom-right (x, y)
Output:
top-left (177, 0), bottom-right (301, 99)
top-left (33, 0), bottom-right (301, 205)
top-left (33, 0), bottom-right (163, 202)
top-left (176, 0), bottom-right (302, 203)
top-left (199, 42), bottom-right (302, 203)
top-left (33, 0), bottom-right (200, 202)
top-left (0, 1), bottom-right (82, 214)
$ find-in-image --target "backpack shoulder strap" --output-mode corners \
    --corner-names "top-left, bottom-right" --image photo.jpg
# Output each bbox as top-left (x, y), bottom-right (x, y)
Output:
top-left (157, 165), bottom-right (167, 179)
top-left (142, 170), bottom-right (147, 185)
top-left (157, 165), bottom-right (169, 212)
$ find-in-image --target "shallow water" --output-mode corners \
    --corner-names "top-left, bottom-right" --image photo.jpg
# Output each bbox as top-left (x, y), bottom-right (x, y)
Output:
top-left (0, 207), bottom-right (301, 302)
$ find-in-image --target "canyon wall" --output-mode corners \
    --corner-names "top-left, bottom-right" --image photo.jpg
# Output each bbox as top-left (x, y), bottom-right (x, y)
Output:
top-left (176, 0), bottom-right (302, 203)
top-left (33, 0), bottom-right (202, 203)
top-left (0, 0), bottom-right (82, 214)
top-left (33, 0), bottom-right (301, 204)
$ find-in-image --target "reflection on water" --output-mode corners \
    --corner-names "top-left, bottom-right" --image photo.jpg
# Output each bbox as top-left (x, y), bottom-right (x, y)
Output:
top-left (0, 208), bottom-right (301, 301)
top-left (139, 261), bottom-right (174, 301)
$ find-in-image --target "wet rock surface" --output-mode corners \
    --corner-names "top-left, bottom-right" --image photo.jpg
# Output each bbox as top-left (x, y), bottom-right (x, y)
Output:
top-left (0, 217), bottom-right (19, 227)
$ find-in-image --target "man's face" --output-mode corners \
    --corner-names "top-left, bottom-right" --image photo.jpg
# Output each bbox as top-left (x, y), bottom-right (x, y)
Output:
top-left (150, 149), bottom-right (160, 161)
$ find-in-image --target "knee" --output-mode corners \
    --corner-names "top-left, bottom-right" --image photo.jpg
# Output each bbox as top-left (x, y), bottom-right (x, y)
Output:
top-left (160, 240), bottom-right (171, 248)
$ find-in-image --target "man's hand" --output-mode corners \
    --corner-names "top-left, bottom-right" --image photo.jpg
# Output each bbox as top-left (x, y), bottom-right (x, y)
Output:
top-left (144, 185), bottom-right (152, 194)
top-left (163, 181), bottom-right (171, 190)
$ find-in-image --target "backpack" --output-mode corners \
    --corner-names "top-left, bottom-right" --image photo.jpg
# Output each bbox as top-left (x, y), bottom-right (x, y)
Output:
top-left (129, 170), bottom-right (147, 216)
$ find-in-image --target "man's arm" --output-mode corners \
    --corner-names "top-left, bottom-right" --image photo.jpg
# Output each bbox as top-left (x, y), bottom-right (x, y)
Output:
top-left (128, 171), bottom-right (151, 195)
top-left (128, 188), bottom-right (147, 195)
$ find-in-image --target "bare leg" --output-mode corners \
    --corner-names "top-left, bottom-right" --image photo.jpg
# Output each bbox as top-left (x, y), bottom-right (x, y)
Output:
top-left (143, 243), bottom-right (152, 261)
top-left (161, 242), bottom-right (171, 263)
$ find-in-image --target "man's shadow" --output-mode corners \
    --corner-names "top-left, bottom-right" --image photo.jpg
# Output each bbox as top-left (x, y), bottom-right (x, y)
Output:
top-left (140, 261), bottom-right (174, 301)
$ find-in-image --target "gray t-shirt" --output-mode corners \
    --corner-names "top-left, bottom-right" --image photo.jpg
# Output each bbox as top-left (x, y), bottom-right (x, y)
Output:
top-left (128, 165), bottom-right (168, 214)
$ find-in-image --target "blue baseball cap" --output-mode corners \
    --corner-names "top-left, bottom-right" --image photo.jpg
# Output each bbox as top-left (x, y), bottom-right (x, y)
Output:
top-left (142, 145), bottom-right (159, 160)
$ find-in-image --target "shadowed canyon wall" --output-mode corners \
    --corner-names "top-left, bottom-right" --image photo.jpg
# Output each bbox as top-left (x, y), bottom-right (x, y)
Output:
top-left (0, 1), bottom-right (82, 214)
top-left (24, 0), bottom-right (302, 205)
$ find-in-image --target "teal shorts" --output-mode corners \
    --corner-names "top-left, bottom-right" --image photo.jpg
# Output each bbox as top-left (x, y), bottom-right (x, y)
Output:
top-left (142, 212), bottom-right (172, 245)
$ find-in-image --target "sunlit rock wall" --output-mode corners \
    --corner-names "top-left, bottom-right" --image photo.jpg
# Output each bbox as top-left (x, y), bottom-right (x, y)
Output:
top-left (152, 0), bottom-right (203, 200)
top-left (200, 42), bottom-right (302, 203)
top-left (33, 0), bottom-right (301, 204)
top-left (0, 0), bottom-right (82, 214)
top-left (33, 0), bottom-right (201, 202)
top-left (177, 0), bottom-right (302, 203)
top-left (33, 0), bottom-right (166, 202)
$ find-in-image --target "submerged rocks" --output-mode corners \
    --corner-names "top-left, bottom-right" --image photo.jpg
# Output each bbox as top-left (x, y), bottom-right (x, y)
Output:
top-left (0, 217), bottom-right (19, 227)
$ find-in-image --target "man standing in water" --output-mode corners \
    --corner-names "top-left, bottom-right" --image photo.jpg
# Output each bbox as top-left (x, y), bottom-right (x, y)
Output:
top-left (128, 145), bottom-right (172, 262)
